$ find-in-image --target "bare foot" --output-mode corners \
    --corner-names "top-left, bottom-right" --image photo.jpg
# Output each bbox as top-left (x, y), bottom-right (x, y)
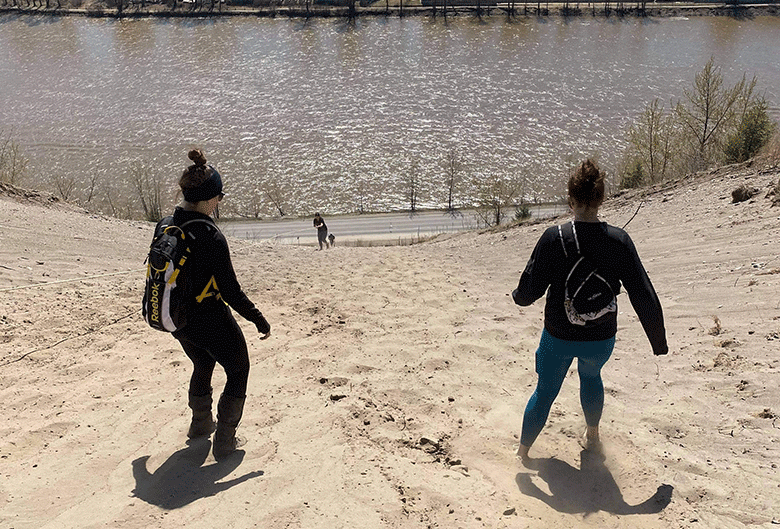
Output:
top-left (516, 444), bottom-right (534, 467)
top-left (578, 427), bottom-right (603, 452)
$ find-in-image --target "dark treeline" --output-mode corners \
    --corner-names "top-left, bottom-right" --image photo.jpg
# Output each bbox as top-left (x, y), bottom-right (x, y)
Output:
top-left (1, 0), bottom-right (778, 19)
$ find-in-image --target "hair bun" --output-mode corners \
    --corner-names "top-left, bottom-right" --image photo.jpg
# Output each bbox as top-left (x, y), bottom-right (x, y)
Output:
top-left (568, 158), bottom-right (605, 208)
top-left (580, 159), bottom-right (600, 182)
top-left (188, 149), bottom-right (207, 167)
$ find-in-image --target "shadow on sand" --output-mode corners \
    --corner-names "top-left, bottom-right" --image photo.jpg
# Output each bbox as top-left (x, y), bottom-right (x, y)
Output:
top-left (132, 438), bottom-right (263, 509)
top-left (516, 450), bottom-right (673, 515)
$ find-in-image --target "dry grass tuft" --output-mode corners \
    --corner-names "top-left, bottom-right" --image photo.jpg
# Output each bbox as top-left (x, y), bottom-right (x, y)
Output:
top-left (708, 315), bottom-right (722, 336)
top-left (760, 130), bottom-right (780, 165)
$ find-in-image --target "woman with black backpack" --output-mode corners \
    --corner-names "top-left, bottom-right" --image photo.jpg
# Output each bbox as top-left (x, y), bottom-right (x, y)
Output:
top-left (512, 159), bottom-right (668, 463)
top-left (168, 149), bottom-right (271, 460)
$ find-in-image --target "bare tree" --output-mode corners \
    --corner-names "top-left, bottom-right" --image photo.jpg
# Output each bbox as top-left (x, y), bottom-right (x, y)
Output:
top-left (84, 173), bottom-right (101, 203)
top-left (0, 132), bottom-right (29, 185)
top-left (131, 161), bottom-right (165, 222)
top-left (627, 98), bottom-right (676, 184)
top-left (104, 185), bottom-right (120, 218)
top-left (443, 148), bottom-right (461, 212)
top-left (245, 194), bottom-right (264, 219)
top-left (732, 75), bottom-right (759, 124)
top-left (354, 177), bottom-right (372, 214)
top-left (473, 173), bottom-right (522, 227)
top-left (224, 185), bottom-right (264, 219)
top-left (265, 184), bottom-right (287, 217)
top-left (506, 0), bottom-right (515, 17)
top-left (406, 161), bottom-right (421, 213)
top-left (675, 58), bottom-right (746, 172)
top-left (48, 173), bottom-right (77, 201)
top-left (475, 0), bottom-right (484, 18)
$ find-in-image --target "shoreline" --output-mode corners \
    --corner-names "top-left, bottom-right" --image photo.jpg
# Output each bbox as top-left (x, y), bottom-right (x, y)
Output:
top-left (217, 206), bottom-right (565, 246)
top-left (1, 2), bottom-right (778, 18)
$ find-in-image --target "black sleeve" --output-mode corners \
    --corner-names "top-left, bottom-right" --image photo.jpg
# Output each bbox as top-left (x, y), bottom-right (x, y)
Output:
top-left (513, 227), bottom-right (557, 306)
top-left (209, 232), bottom-right (267, 326)
top-left (619, 234), bottom-right (668, 355)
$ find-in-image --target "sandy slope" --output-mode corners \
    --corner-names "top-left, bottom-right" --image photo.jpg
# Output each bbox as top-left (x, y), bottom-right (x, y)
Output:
top-left (1, 161), bottom-right (779, 529)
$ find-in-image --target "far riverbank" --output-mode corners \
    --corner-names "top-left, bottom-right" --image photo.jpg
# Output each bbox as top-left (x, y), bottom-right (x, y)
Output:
top-left (2, 1), bottom-right (778, 19)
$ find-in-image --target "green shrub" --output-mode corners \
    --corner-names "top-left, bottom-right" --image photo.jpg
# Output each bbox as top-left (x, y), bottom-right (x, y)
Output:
top-left (724, 100), bottom-right (776, 163)
top-left (514, 202), bottom-right (531, 221)
top-left (619, 160), bottom-right (645, 190)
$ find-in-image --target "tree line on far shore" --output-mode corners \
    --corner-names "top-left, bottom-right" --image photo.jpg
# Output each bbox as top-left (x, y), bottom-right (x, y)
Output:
top-left (3, 0), bottom-right (765, 20)
top-left (2, 59), bottom-right (778, 228)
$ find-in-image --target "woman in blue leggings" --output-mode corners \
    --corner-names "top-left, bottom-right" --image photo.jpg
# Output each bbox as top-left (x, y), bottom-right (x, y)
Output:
top-left (512, 159), bottom-right (668, 462)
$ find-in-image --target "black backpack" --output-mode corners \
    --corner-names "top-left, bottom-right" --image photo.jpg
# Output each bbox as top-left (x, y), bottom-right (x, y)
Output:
top-left (558, 221), bottom-right (617, 326)
top-left (142, 216), bottom-right (215, 332)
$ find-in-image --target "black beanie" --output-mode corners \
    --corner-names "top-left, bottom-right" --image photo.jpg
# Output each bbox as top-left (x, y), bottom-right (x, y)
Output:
top-left (182, 166), bottom-right (223, 202)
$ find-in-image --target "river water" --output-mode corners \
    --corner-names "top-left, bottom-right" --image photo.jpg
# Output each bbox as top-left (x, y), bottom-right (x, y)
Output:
top-left (1, 13), bottom-right (778, 216)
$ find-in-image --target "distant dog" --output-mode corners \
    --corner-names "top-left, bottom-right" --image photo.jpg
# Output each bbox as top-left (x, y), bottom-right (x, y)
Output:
top-left (328, 233), bottom-right (335, 247)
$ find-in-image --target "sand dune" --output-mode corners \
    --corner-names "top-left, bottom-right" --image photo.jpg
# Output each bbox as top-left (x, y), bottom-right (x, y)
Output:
top-left (1, 161), bottom-right (779, 528)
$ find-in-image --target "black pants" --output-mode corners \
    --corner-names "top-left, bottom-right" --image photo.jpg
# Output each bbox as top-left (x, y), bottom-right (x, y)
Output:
top-left (173, 310), bottom-right (250, 398)
top-left (317, 228), bottom-right (328, 248)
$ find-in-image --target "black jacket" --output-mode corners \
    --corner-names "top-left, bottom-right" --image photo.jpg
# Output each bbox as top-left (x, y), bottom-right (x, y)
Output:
top-left (168, 207), bottom-right (268, 331)
top-left (513, 221), bottom-right (668, 355)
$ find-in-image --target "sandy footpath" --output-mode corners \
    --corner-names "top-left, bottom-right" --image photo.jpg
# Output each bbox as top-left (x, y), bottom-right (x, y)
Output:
top-left (1, 161), bottom-right (779, 529)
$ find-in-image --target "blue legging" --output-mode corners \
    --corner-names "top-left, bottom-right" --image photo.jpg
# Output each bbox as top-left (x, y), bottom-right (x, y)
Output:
top-left (520, 329), bottom-right (615, 447)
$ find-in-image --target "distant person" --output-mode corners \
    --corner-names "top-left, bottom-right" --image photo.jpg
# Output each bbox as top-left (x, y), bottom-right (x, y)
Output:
top-left (511, 159), bottom-right (668, 464)
top-left (328, 233), bottom-right (335, 247)
top-left (165, 149), bottom-right (271, 460)
top-left (313, 212), bottom-right (329, 250)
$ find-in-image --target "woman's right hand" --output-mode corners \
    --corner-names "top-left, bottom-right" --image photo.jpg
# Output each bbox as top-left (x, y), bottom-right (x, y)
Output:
top-left (255, 315), bottom-right (271, 335)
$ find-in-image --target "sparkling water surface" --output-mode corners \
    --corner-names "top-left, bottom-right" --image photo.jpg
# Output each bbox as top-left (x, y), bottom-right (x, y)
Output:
top-left (1, 14), bottom-right (778, 215)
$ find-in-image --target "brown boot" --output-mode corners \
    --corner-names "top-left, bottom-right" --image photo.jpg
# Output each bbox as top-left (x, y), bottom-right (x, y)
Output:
top-left (187, 391), bottom-right (216, 439)
top-left (212, 394), bottom-right (246, 460)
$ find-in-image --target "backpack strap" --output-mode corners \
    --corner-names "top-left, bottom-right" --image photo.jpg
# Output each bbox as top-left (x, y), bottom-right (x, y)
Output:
top-left (148, 218), bottom-right (217, 261)
top-left (558, 220), bottom-right (580, 260)
top-left (154, 215), bottom-right (175, 234)
top-left (179, 218), bottom-right (217, 230)
top-left (178, 218), bottom-right (218, 240)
